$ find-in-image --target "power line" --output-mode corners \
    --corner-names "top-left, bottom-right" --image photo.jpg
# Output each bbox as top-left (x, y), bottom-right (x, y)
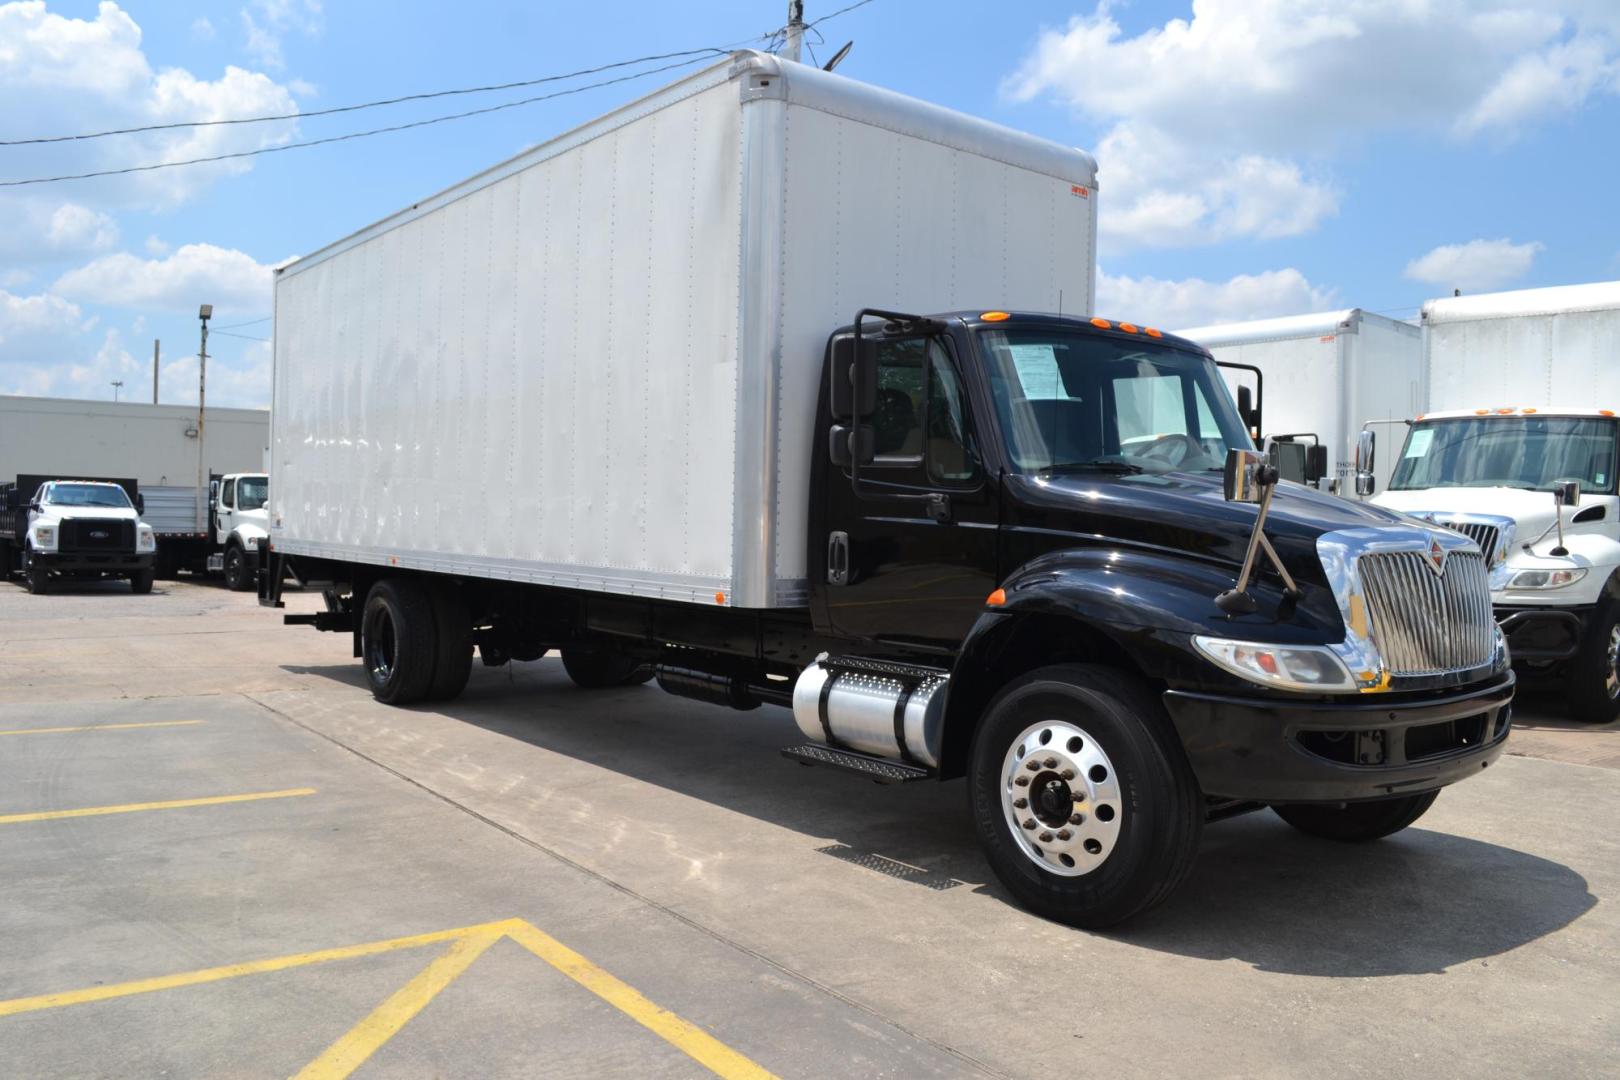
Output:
top-left (0, 54), bottom-right (712, 189)
top-left (214, 316), bottom-right (271, 330)
top-left (210, 330), bottom-right (270, 342)
top-left (0, 47), bottom-right (729, 147)
top-left (807, 0), bottom-right (878, 31)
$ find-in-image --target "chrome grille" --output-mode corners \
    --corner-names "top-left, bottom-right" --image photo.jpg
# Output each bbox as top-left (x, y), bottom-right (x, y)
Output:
top-left (1440, 521), bottom-right (1499, 564)
top-left (1358, 550), bottom-right (1494, 675)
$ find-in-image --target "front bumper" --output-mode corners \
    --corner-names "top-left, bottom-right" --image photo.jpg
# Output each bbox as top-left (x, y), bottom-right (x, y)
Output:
top-left (1497, 603), bottom-right (1590, 661)
top-left (34, 551), bottom-right (154, 574)
top-left (1162, 672), bottom-right (1514, 803)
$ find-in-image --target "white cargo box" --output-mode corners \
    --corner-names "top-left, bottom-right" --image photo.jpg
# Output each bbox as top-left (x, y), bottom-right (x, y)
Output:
top-left (1178, 309), bottom-right (1420, 493)
top-left (1420, 281), bottom-right (1620, 412)
top-left (271, 51), bottom-right (1097, 608)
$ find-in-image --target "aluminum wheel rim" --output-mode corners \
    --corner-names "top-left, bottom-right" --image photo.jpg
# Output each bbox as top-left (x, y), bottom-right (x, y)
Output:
top-left (1001, 720), bottom-right (1123, 877)
top-left (1605, 624), bottom-right (1620, 701)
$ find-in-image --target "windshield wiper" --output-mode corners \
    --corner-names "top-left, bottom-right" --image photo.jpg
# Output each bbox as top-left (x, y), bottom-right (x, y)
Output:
top-left (1041, 459), bottom-right (1146, 475)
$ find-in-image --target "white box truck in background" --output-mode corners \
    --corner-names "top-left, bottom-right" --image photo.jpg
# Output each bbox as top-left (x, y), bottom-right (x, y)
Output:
top-left (1366, 281), bottom-right (1620, 722)
top-left (262, 51), bottom-right (1514, 926)
top-left (1178, 309), bottom-right (1421, 494)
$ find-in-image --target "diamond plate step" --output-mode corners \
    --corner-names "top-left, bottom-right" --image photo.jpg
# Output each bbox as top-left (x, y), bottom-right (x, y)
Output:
top-left (781, 744), bottom-right (931, 784)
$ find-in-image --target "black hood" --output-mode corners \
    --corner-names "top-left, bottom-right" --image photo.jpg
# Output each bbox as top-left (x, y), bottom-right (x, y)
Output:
top-left (1005, 470), bottom-right (1401, 585)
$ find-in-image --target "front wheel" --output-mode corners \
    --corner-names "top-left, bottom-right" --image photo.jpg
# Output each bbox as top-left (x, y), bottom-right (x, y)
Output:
top-left (129, 569), bottom-right (155, 594)
top-left (969, 664), bottom-right (1204, 929)
top-left (1271, 791), bottom-right (1438, 842)
top-left (1568, 596), bottom-right (1620, 724)
top-left (24, 551), bottom-right (50, 595)
top-left (222, 545), bottom-right (253, 591)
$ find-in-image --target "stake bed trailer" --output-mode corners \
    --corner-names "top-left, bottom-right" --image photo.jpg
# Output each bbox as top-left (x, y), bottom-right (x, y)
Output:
top-left (264, 52), bottom-right (1513, 926)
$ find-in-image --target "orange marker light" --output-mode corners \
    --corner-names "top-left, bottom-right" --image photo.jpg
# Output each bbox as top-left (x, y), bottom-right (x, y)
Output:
top-left (1143, 327), bottom-right (1163, 338)
top-left (1474, 409), bottom-right (1490, 415)
top-left (1090, 317), bottom-right (1112, 330)
top-left (1415, 413), bottom-right (1425, 420)
top-left (1602, 409), bottom-right (1616, 417)
top-left (980, 311), bottom-right (1011, 322)
top-left (714, 591), bottom-right (726, 605)
top-left (986, 588), bottom-right (1007, 607)
top-left (1496, 407), bottom-right (1513, 414)
top-left (1522, 408), bottom-right (1537, 414)
top-left (1118, 322), bottom-right (1139, 333)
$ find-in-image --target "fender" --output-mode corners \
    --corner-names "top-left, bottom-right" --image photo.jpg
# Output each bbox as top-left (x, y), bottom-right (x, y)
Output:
top-left (935, 547), bottom-right (1342, 778)
top-left (230, 522), bottom-right (269, 553)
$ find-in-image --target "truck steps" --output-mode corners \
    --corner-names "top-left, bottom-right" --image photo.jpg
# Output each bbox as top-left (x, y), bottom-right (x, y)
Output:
top-left (781, 744), bottom-right (931, 784)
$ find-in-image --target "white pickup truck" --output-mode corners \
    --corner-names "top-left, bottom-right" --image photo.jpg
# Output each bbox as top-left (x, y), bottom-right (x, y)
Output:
top-left (1368, 408), bottom-right (1620, 722)
top-left (6, 479), bottom-right (157, 595)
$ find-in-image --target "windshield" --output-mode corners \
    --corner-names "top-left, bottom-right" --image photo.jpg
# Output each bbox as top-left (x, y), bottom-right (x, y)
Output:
top-left (1390, 417), bottom-right (1619, 493)
top-left (44, 483), bottom-right (132, 508)
top-left (977, 328), bottom-right (1252, 474)
top-left (237, 476), bottom-right (268, 510)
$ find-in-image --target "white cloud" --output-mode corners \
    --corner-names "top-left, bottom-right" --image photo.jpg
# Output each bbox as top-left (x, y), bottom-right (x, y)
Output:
top-left (144, 234), bottom-right (170, 257)
top-left (54, 243), bottom-right (274, 316)
top-left (0, 197), bottom-right (120, 263)
top-left (191, 16), bottom-right (215, 41)
top-left (0, 2), bottom-right (300, 208)
top-left (1100, 266), bottom-right (1337, 330)
top-left (1007, 1), bottom-right (1620, 250)
top-left (1403, 238), bottom-right (1543, 290)
top-left (241, 0), bottom-right (323, 69)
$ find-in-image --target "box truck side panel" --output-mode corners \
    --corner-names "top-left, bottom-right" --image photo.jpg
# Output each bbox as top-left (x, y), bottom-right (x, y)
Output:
top-left (1213, 334), bottom-right (1341, 460)
top-left (773, 101), bottom-right (1095, 589)
top-left (273, 73), bottom-right (746, 603)
top-left (1345, 314), bottom-right (1421, 491)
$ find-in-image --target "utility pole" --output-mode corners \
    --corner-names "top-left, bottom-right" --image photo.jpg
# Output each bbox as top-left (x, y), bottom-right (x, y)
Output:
top-left (782, 0), bottom-right (804, 63)
top-left (110, 380), bottom-right (123, 402)
top-left (196, 304), bottom-right (212, 532)
top-left (152, 339), bottom-right (160, 403)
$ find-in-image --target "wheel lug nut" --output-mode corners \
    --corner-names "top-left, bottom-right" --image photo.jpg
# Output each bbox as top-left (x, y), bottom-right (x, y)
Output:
top-left (1069, 813), bottom-right (1084, 825)
top-left (1060, 768), bottom-right (1075, 780)
top-left (1057, 829), bottom-right (1072, 841)
top-left (1026, 759), bottom-right (1042, 771)
top-left (1013, 798), bottom-right (1027, 809)
top-left (1044, 757), bottom-right (1058, 768)
top-left (1022, 818), bottom-right (1036, 830)
top-left (1039, 831), bottom-right (1054, 842)
top-left (1014, 776), bottom-right (1030, 787)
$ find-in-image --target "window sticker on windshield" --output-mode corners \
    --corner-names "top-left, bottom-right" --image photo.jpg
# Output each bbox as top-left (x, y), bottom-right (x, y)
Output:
top-left (1404, 428), bottom-right (1434, 458)
top-left (1008, 344), bottom-right (1063, 399)
top-left (1598, 472), bottom-right (1608, 487)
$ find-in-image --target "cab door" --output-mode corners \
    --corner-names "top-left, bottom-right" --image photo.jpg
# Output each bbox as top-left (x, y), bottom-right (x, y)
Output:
top-left (216, 477), bottom-right (235, 542)
top-left (821, 333), bottom-right (998, 648)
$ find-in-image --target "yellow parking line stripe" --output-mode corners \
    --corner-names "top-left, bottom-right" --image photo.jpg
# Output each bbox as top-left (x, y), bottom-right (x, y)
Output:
top-left (0, 920), bottom-right (507, 1019)
top-left (503, 920), bottom-right (779, 1080)
top-left (292, 929), bottom-right (505, 1080)
top-left (0, 720), bottom-right (205, 737)
top-left (0, 788), bottom-right (316, 827)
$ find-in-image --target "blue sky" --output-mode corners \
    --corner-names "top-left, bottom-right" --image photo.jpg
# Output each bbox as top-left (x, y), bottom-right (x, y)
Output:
top-left (3, 0), bottom-right (1618, 406)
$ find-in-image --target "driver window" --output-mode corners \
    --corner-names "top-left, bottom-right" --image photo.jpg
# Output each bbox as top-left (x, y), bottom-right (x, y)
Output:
top-left (221, 478), bottom-right (236, 508)
top-left (866, 337), bottom-right (978, 486)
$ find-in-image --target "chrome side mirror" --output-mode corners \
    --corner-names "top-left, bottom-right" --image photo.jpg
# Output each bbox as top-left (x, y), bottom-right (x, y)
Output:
top-left (1223, 448), bottom-right (1269, 504)
top-left (1550, 479), bottom-right (1581, 556)
top-left (1354, 429), bottom-right (1376, 497)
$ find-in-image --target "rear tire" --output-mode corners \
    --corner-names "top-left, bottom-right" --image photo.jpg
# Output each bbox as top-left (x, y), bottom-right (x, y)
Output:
top-left (1568, 595), bottom-right (1620, 724)
top-left (425, 581), bottom-right (474, 701)
top-left (129, 569), bottom-right (155, 595)
top-left (561, 645), bottom-right (653, 689)
top-left (24, 550), bottom-right (50, 595)
top-left (968, 664), bottom-right (1204, 929)
top-left (222, 544), bottom-right (253, 591)
top-left (362, 578), bottom-right (437, 704)
top-left (1271, 791), bottom-right (1438, 842)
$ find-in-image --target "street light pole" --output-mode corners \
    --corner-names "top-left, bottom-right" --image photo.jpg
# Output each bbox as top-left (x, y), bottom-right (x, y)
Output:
top-left (782, 1), bottom-right (804, 62)
top-left (196, 304), bottom-right (212, 532)
top-left (110, 380), bottom-right (123, 402)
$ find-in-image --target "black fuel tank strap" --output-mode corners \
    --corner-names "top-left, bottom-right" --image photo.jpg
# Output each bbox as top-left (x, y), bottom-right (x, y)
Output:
top-left (816, 668), bottom-right (839, 746)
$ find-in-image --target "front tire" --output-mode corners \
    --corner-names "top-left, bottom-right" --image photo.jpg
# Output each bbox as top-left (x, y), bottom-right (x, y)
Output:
top-left (362, 578), bottom-right (437, 704)
top-left (1568, 595), bottom-right (1620, 724)
top-left (1271, 791), bottom-right (1438, 842)
top-left (24, 550), bottom-right (51, 595)
top-left (560, 645), bottom-right (653, 689)
top-left (222, 544), bottom-right (253, 591)
top-left (129, 569), bottom-right (155, 594)
top-left (968, 664), bottom-right (1203, 929)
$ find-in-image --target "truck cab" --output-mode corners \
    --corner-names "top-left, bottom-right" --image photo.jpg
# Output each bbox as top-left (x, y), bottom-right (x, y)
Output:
top-left (17, 480), bottom-right (156, 595)
top-left (209, 472), bottom-right (270, 591)
top-left (1369, 408), bottom-right (1620, 721)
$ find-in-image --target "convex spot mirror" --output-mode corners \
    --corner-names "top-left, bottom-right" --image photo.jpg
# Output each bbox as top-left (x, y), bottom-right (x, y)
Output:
top-left (829, 336), bottom-right (878, 420)
top-left (1554, 479), bottom-right (1581, 507)
top-left (828, 423), bottom-right (875, 468)
top-left (1223, 448), bottom-right (1272, 503)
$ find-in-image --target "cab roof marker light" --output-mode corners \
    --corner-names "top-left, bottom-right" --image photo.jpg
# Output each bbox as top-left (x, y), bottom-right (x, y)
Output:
top-left (980, 311), bottom-right (1011, 322)
top-left (1603, 409), bottom-right (1616, 417)
top-left (1143, 327), bottom-right (1163, 338)
top-left (1118, 322), bottom-right (1139, 333)
top-left (1090, 317), bottom-right (1112, 329)
top-left (1496, 407), bottom-right (1513, 414)
top-left (1522, 408), bottom-right (1537, 414)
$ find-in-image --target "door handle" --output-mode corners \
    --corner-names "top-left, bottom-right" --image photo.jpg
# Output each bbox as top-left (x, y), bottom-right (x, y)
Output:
top-left (827, 530), bottom-right (850, 586)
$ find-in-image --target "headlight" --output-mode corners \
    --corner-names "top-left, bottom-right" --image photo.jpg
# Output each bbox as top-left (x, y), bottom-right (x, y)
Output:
top-left (245, 535), bottom-right (262, 548)
top-left (32, 525), bottom-right (56, 549)
top-left (1192, 636), bottom-right (1357, 693)
top-left (137, 526), bottom-right (156, 552)
top-left (1507, 567), bottom-right (1586, 589)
